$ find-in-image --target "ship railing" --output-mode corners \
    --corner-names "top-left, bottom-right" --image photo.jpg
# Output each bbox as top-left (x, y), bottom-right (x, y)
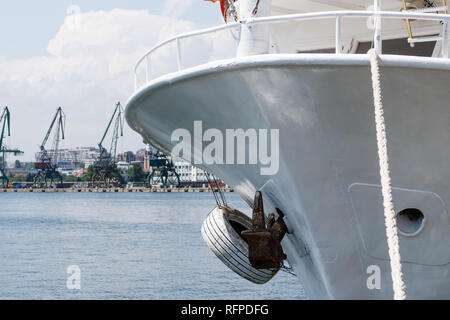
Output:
top-left (134, 10), bottom-right (450, 90)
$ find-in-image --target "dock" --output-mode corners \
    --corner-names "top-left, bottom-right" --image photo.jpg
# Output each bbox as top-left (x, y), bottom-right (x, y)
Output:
top-left (1, 187), bottom-right (234, 193)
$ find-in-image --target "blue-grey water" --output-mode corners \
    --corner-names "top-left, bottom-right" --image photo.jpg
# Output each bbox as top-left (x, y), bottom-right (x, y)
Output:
top-left (0, 192), bottom-right (305, 300)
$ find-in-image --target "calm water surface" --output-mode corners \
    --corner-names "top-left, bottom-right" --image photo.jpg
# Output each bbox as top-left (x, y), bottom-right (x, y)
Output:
top-left (0, 192), bottom-right (305, 300)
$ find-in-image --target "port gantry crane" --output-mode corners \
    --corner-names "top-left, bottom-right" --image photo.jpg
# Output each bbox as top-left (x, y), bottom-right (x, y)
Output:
top-left (0, 106), bottom-right (24, 188)
top-left (34, 107), bottom-right (65, 188)
top-left (91, 102), bottom-right (124, 187)
top-left (147, 151), bottom-right (181, 189)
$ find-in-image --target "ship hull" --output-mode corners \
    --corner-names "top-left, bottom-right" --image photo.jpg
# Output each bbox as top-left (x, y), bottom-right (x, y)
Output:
top-left (126, 54), bottom-right (450, 299)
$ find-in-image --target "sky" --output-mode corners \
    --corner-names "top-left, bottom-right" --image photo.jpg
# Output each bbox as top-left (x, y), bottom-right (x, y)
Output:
top-left (0, 1), bottom-right (227, 162)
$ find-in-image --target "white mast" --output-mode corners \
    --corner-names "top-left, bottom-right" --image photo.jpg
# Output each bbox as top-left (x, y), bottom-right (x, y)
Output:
top-left (237, 0), bottom-right (272, 57)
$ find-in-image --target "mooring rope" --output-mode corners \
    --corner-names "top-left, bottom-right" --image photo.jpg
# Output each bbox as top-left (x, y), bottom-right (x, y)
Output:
top-left (368, 49), bottom-right (407, 300)
top-left (280, 261), bottom-right (297, 277)
top-left (205, 171), bottom-right (228, 208)
top-left (205, 171), bottom-right (221, 206)
top-left (213, 175), bottom-right (228, 206)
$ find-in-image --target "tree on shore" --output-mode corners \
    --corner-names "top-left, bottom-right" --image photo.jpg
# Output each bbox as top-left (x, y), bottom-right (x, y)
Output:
top-left (126, 163), bottom-right (146, 183)
top-left (11, 174), bottom-right (26, 183)
top-left (26, 173), bottom-right (34, 182)
top-left (80, 165), bottom-right (95, 182)
top-left (64, 175), bottom-right (78, 182)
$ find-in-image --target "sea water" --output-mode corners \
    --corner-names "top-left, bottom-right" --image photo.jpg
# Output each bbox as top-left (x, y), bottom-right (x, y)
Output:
top-left (0, 192), bottom-right (306, 300)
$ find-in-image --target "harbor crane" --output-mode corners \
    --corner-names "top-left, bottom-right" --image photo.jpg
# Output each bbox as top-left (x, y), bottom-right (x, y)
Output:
top-left (34, 107), bottom-right (65, 187)
top-left (0, 106), bottom-right (24, 188)
top-left (91, 102), bottom-right (124, 187)
top-left (147, 151), bottom-right (181, 188)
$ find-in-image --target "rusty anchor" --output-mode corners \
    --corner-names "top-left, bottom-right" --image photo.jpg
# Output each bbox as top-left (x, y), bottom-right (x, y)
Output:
top-left (241, 191), bottom-right (289, 270)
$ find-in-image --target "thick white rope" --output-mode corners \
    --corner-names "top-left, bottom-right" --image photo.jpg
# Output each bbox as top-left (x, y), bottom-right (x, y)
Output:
top-left (368, 49), bottom-right (407, 300)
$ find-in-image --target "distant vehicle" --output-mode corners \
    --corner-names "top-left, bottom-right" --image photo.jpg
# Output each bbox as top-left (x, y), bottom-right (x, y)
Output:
top-left (7, 183), bottom-right (21, 189)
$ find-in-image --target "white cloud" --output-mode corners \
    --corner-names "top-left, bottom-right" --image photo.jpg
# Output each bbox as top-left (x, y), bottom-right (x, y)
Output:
top-left (0, 9), bottom-right (209, 162)
top-left (162, 0), bottom-right (196, 18)
top-left (0, 7), bottom-right (239, 164)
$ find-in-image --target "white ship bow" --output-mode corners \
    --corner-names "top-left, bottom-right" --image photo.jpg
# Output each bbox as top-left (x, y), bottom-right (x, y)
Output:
top-left (125, 1), bottom-right (450, 299)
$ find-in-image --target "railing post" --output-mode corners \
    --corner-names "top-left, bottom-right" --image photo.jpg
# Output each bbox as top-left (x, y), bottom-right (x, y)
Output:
top-left (374, 0), bottom-right (382, 54)
top-left (146, 56), bottom-right (151, 82)
top-left (442, 19), bottom-right (449, 58)
top-left (176, 38), bottom-right (184, 71)
top-left (237, 0), bottom-right (272, 57)
top-left (336, 16), bottom-right (342, 54)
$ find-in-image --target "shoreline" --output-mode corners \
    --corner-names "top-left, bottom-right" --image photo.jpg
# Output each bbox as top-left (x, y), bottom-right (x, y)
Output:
top-left (1, 187), bottom-right (234, 193)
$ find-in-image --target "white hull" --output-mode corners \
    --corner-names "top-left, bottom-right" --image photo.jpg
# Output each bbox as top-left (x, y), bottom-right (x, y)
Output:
top-left (126, 54), bottom-right (450, 299)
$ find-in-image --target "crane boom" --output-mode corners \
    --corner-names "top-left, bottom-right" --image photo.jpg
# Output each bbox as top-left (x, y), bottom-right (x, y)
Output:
top-left (91, 102), bottom-right (124, 188)
top-left (98, 102), bottom-right (123, 161)
top-left (33, 107), bottom-right (65, 188)
top-left (40, 107), bottom-right (65, 152)
top-left (0, 106), bottom-right (10, 149)
top-left (1, 106), bottom-right (24, 188)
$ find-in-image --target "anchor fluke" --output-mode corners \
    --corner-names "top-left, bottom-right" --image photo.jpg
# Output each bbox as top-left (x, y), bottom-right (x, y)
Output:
top-left (241, 191), bottom-right (288, 270)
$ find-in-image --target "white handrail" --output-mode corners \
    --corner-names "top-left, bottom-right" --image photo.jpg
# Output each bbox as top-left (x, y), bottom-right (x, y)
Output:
top-left (134, 22), bottom-right (241, 74)
top-left (134, 10), bottom-right (450, 89)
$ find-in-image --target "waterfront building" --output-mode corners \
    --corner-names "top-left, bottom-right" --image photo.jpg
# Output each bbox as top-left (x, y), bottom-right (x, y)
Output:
top-left (35, 147), bottom-right (101, 168)
top-left (172, 158), bottom-right (208, 183)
